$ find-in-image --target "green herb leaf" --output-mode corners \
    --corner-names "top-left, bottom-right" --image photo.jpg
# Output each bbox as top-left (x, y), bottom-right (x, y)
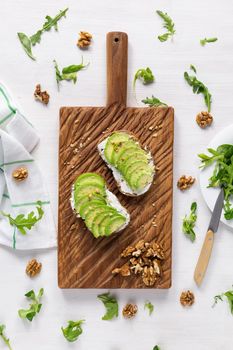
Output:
top-left (53, 59), bottom-right (89, 87)
top-left (61, 320), bottom-right (84, 342)
top-left (156, 10), bottom-right (175, 42)
top-left (213, 287), bottom-right (233, 314)
top-left (142, 95), bottom-right (167, 107)
top-left (184, 68), bottom-right (212, 112)
top-left (182, 202), bottom-right (197, 242)
top-left (17, 33), bottom-right (36, 60)
top-left (198, 145), bottom-right (233, 220)
top-left (153, 346), bottom-right (160, 350)
top-left (200, 37), bottom-right (218, 46)
top-left (18, 8), bottom-right (68, 59)
top-left (18, 288), bottom-right (44, 322)
top-left (1, 202), bottom-right (44, 235)
top-left (144, 301), bottom-right (154, 315)
top-left (133, 67), bottom-right (155, 90)
top-left (0, 325), bottom-right (12, 350)
top-left (97, 292), bottom-right (118, 320)
top-left (190, 64), bottom-right (197, 73)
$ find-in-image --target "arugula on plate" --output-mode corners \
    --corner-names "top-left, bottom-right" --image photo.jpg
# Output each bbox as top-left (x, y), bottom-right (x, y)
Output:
top-left (1, 202), bottom-right (44, 235)
top-left (213, 286), bottom-right (233, 314)
top-left (199, 144), bottom-right (233, 220)
top-left (18, 8), bottom-right (68, 60)
top-left (184, 66), bottom-right (212, 112)
top-left (133, 68), bottom-right (155, 90)
top-left (144, 301), bottom-right (154, 315)
top-left (18, 288), bottom-right (44, 322)
top-left (61, 320), bottom-right (84, 342)
top-left (0, 325), bottom-right (12, 350)
top-left (200, 37), bottom-right (218, 46)
top-left (156, 10), bottom-right (175, 42)
top-left (97, 292), bottom-right (118, 320)
top-left (142, 95), bottom-right (167, 107)
top-left (182, 202), bottom-right (197, 242)
top-left (54, 58), bottom-right (89, 87)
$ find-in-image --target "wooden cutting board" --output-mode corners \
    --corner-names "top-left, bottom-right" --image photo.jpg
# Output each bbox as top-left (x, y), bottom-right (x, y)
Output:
top-left (58, 32), bottom-right (174, 289)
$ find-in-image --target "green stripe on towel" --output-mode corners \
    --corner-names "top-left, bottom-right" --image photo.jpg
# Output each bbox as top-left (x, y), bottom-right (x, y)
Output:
top-left (0, 86), bottom-right (16, 114)
top-left (11, 200), bottom-right (50, 208)
top-left (0, 159), bottom-right (34, 167)
top-left (3, 193), bottom-right (10, 199)
top-left (0, 111), bottom-right (15, 125)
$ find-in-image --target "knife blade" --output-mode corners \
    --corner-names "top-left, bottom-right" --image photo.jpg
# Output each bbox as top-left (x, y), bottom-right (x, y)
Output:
top-left (194, 188), bottom-right (224, 286)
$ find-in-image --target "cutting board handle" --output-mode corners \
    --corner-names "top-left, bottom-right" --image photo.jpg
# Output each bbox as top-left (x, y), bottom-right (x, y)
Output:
top-left (106, 32), bottom-right (128, 107)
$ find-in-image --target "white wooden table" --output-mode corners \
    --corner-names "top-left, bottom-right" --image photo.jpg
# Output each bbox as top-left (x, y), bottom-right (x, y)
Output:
top-left (0, 0), bottom-right (233, 349)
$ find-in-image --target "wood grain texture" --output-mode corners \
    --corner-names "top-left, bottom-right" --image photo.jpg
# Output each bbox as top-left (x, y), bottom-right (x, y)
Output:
top-left (58, 104), bottom-right (174, 288)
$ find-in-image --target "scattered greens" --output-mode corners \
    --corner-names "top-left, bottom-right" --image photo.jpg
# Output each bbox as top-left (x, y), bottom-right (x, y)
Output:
top-left (0, 325), bottom-right (12, 350)
top-left (190, 64), bottom-right (197, 73)
top-left (1, 202), bottom-right (44, 235)
top-left (153, 346), bottom-right (160, 350)
top-left (54, 59), bottom-right (89, 87)
top-left (61, 320), bottom-right (84, 342)
top-left (133, 68), bottom-right (155, 89)
top-left (17, 8), bottom-right (68, 60)
top-left (184, 66), bottom-right (212, 112)
top-left (97, 292), bottom-right (118, 320)
top-left (199, 144), bottom-right (233, 220)
top-left (144, 301), bottom-right (154, 315)
top-left (18, 288), bottom-right (44, 322)
top-left (142, 95), bottom-right (167, 107)
top-left (200, 37), bottom-right (218, 46)
top-left (156, 10), bottom-right (175, 42)
top-left (213, 286), bottom-right (233, 314)
top-left (182, 202), bottom-right (197, 242)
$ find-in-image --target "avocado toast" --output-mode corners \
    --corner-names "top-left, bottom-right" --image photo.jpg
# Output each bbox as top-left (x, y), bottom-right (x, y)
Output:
top-left (98, 131), bottom-right (155, 196)
top-left (71, 173), bottom-right (129, 238)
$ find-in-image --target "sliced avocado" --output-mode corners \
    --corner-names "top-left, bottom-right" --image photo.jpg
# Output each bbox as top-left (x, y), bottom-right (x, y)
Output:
top-left (117, 151), bottom-right (149, 173)
top-left (136, 172), bottom-right (154, 190)
top-left (74, 184), bottom-right (105, 201)
top-left (105, 215), bottom-right (126, 236)
top-left (75, 173), bottom-right (105, 189)
top-left (91, 207), bottom-right (117, 237)
top-left (79, 200), bottom-right (107, 219)
top-left (104, 132), bottom-right (131, 164)
top-left (85, 207), bottom-right (108, 231)
top-left (128, 169), bottom-right (153, 190)
top-left (125, 163), bottom-right (154, 181)
top-left (123, 160), bottom-right (149, 179)
top-left (98, 215), bottom-right (114, 236)
top-left (74, 194), bottom-right (106, 213)
top-left (112, 140), bottom-right (138, 165)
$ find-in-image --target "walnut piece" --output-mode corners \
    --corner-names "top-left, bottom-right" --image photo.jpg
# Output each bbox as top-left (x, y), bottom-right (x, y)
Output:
top-left (196, 111), bottom-right (213, 128)
top-left (180, 290), bottom-right (195, 306)
top-left (112, 240), bottom-right (165, 287)
top-left (12, 167), bottom-right (28, 181)
top-left (34, 84), bottom-right (50, 105)
top-left (77, 31), bottom-right (92, 48)
top-left (122, 303), bottom-right (138, 319)
top-left (177, 175), bottom-right (195, 191)
top-left (26, 259), bottom-right (42, 277)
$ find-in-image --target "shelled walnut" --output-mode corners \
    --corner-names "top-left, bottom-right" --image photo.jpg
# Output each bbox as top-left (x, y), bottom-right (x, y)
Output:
top-left (196, 111), bottom-right (213, 128)
top-left (12, 167), bottom-right (28, 181)
top-left (122, 303), bottom-right (138, 319)
top-left (77, 31), bottom-right (92, 48)
top-left (26, 259), bottom-right (42, 277)
top-left (34, 84), bottom-right (50, 105)
top-left (177, 175), bottom-right (195, 190)
top-left (112, 239), bottom-right (165, 287)
top-left (180, 290), bottom-right (195, 306)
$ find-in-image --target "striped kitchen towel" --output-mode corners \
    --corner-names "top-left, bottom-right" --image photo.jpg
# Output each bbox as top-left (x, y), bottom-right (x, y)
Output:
top-left (0, 83), bottom-right (56, 249)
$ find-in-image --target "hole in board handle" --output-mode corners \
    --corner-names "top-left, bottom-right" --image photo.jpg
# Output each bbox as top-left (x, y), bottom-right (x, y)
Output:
top-left (114, 37), bottom-right (119, 42)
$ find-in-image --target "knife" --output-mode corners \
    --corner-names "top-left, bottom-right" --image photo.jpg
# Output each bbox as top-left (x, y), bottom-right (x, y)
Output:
top-left (194, 188), bottom-right (224, 286)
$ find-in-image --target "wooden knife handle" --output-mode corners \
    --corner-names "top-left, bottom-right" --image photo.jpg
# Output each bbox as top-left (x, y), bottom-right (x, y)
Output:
top-left (194, 229), bottom-right (214, 286)
top-left (106, 32), bottom-right (128, 107)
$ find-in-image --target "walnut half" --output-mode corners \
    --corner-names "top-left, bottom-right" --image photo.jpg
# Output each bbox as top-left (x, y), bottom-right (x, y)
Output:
top-left (122, 303), bottom-right (138, 319)
top-left (180, 290), bottom-right (195, 306)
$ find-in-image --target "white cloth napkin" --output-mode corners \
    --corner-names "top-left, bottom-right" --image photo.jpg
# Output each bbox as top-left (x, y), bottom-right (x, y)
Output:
top-left (0, 83), bottom-right (56, 250)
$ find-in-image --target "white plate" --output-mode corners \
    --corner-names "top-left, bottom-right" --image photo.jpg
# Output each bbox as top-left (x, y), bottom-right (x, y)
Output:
top-left (199, 124), bottom-right (233, 230)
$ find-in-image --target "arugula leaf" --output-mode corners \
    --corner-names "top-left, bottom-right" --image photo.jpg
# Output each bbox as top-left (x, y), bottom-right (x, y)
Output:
top-left (200, 37), bottom-right (218, 46)
top-left (133, 68), bottom-right (155, 90)
top-left (184, 67), bottom-right (212, 112)
top-left (156, 10), bottom-right (175, 42)
top-left (182, 202), bottom-right (197, 242)
top-left (17, 8), bottom-right (68, 59)
top-left (53, 59), bottom-right (89, 87)
top-left (142, 95), bottom-right (167, 107)
top-left (1, 202), bottom-right (44, 235)
top-left (17, 33), bottom-right (36, 60)
top-left (213, 287), bottom-right (233, 314)
top-left (97, 292), bottom-right (118, 320)
top-left (144, 301), bottom-right (154, 315)
top-left (153, 346), bottom-right (160, 350)
top-left (0, 325), bottom-right (12, 350)
top-left (61, 320), bottom-right (84, 342)
top-left (198, 145), bottom-right (233, 220)
top-left (190, 64), bottom-right (197, 73)
top-left (18, 288), bottom-right (44, 322)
